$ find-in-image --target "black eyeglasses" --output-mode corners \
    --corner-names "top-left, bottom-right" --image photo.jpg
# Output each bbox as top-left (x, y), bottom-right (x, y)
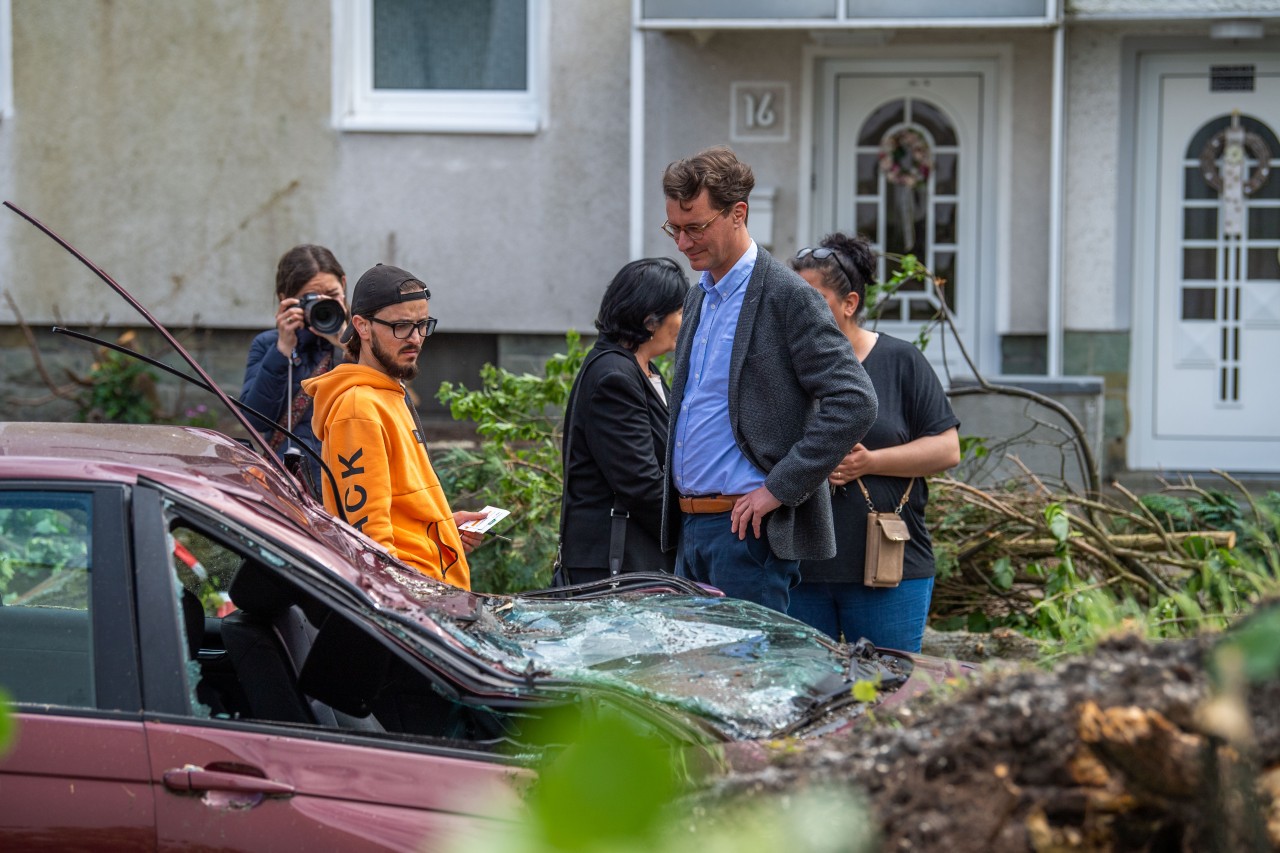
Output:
top-left (367, 316), bottom-right (438, 339)
top-left (795, 246), bottom-right (861, 292)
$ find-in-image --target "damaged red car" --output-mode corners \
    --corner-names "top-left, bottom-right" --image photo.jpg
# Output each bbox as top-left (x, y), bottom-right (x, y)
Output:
top-left (0, 420), bottom-right (970, 850)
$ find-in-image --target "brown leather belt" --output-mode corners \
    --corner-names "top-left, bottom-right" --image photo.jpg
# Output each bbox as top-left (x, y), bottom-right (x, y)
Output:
top-left (677, 494), bottom-right (741, 514)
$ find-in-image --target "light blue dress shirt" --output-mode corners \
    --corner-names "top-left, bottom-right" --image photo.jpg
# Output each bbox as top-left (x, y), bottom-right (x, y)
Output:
top-left (672, 241), bottom-right (767, 496)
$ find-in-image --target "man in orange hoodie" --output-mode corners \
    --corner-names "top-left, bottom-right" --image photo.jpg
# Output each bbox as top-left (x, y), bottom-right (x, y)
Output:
top-left (303, 264), bottom-right (483, 590)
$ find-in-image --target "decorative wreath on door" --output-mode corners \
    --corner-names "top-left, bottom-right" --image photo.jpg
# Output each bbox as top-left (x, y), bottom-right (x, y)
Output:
top-left (878, 127), bottom-right (934, 189)
top-left (1198, 127), bottom-right (1272, 196)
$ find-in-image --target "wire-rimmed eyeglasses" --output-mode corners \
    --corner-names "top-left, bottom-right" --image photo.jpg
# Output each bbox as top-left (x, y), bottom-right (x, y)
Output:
top-left (660, 207), bottom-right (729, 242)
top-left (368, 316), bottom-right (438, 339)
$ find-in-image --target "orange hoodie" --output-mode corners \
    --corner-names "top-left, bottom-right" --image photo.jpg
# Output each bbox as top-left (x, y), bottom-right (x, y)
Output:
top-left (302, 364), bottom-right (470, 590)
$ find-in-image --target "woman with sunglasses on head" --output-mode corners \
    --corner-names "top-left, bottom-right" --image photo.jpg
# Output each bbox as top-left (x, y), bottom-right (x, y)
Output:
top-left (788, 233), bottom-right (960, 652)
top-left (556, 258), bottom-right (689, 586)
top-left (242, 244), bottom-right (348, 497)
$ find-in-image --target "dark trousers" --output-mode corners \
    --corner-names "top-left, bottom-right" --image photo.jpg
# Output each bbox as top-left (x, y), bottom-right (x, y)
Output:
top-left (674, 512), bottom-right (800, 614)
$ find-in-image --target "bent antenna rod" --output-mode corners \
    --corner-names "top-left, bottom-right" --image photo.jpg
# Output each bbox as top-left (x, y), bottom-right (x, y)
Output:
top-left (51, 326), bottom-right (345, 520)
top-left (3, 200), bottom-right (341, 517)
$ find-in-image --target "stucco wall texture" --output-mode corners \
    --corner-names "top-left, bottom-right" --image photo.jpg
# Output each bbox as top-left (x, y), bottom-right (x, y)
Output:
top-left (0, 0), bottom-right (633, 335)
top-left (2, 2), bottom-right (1276, 347)
top-left (642, 27), bottom-right (1054, 336)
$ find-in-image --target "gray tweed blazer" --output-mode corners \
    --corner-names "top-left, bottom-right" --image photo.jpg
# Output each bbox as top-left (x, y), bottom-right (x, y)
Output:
top-left (661, 245), bottom-right (878, 561)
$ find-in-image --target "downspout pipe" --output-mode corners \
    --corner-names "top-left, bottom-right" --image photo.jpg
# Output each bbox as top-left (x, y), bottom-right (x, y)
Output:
top-left (1047, 1), bottom-right (1066, 377)
top-left (629, 0), bottom-right (646, 260)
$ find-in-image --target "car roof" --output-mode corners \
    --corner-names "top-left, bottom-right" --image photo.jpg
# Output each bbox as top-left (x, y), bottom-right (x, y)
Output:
top-left (0, 421), bottom-right (304, 498)
top-left (0, 420), bottom-right (478, 615)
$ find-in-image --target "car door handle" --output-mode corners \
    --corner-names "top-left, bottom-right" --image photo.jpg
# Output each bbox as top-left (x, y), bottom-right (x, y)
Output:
top-left (163, 766), bottom-right (295, 796)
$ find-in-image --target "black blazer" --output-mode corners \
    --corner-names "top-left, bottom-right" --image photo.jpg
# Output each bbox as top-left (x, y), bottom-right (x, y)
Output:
top-left (560, 337), bottom-right (674, 573)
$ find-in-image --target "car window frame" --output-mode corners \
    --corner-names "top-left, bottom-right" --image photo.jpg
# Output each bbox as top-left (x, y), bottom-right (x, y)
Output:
top-left (0, 480), bottom-right (140, 716)
top-left (128, 481), bottom-right (531, 763)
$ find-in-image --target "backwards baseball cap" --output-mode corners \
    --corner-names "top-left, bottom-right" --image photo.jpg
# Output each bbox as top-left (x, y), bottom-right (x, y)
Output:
top-left (340, 263), bottom-right (431, 343)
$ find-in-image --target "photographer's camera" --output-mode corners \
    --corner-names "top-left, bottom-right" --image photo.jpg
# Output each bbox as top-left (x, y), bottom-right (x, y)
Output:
top-left (298, 294), bottom-right (346, 336)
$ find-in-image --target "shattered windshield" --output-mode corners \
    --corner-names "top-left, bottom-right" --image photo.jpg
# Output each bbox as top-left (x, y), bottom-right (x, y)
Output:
top-left (380, 566), bottom-right (906, 739)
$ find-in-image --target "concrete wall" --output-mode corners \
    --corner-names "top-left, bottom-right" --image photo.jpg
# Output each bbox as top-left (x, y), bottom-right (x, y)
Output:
top-left (639, 27), bottom-right (1055, 338)
top-left (0, 0), bottom-right (632, 336)
top-left (639, 29), bottom-right (813, 262)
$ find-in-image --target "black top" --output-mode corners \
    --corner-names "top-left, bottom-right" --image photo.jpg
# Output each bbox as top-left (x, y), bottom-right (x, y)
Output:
top-left (242, 327), bottom-right (339, 489)
top-left (560, 338), bottom-right (674, 573)
top-left (799, 334), bottom-right (959, 583)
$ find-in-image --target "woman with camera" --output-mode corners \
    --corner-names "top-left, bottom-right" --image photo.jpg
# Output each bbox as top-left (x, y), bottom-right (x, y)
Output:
top-left (242, 244), bottom-right (348, 496)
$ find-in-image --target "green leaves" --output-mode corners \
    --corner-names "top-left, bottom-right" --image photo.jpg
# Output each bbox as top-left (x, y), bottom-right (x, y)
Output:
top-left (990, 556), bottom-right (1014, 591)
top-left (436, 332), bottom-right (589, 593)
top-left (0, 689), bottom-right (13, 757)
top-left (524, 709), bottom-right (684, 851)
top-left (1044, 503), bottom-right (1071, 546)
top-left (1216, 605), bottom-right (1280, 684)
top-left (851, 676), bottom-right (880, 703)
top-left (78, 347), bottom-right (157, 424)
top-left (458, 705), bottom-right (876, 853)
top-left (958, 435), bottom-right (988, 462)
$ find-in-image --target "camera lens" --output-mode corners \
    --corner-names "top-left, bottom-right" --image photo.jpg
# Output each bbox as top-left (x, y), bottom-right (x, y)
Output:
top-left (302, 295), bottom-right (346, 336)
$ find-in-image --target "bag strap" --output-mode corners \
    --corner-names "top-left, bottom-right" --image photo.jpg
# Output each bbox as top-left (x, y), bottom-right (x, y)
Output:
top-left (855, 476), bottom-right (914, 515)
top-left (608, 504), bottom-right (629, 577)
top-left (559, 349), bottom-right (630, 573)
top-left (402, 384), bottom-right (428, 447)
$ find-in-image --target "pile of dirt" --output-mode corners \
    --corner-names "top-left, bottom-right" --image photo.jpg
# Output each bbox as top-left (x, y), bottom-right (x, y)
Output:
top-left (703, 634), bottom-right (1280, 852)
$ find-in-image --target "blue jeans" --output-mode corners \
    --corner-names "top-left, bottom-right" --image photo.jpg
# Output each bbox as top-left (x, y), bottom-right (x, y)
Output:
top-left (787, 578), bottom-right (935, 652)
top-left (675, 512), bottom-right (800, 614)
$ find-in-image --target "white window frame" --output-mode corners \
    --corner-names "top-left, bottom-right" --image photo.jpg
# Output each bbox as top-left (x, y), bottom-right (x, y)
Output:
top-left (0, 0), bottom-right (13, 121)
top-left (332, 0), bottom-right (545, 134)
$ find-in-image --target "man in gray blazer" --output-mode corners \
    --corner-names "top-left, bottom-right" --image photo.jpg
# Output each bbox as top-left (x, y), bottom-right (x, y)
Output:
top-left (659, 145), bottom-right (877, 613)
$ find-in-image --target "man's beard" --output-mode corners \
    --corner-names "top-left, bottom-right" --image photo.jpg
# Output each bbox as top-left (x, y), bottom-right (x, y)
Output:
top-left (370, 331), bottom-right (420, 381)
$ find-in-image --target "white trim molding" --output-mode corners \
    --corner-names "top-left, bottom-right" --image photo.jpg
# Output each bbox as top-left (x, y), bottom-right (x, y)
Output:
top-left (0, 0), bottom-right (13, 121)
top-left (331, 0), bottom-right (546, 134)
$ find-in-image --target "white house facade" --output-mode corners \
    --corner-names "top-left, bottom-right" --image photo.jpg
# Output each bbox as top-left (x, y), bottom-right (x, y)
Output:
top-left (0, 0), bottom-right (1276, 475)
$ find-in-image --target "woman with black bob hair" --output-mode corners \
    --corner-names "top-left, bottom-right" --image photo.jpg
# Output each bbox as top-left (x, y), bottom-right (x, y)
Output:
top-left (557, 257), bottom-right (689, 585)
top-left (787, 232), bottom-right (961, 652)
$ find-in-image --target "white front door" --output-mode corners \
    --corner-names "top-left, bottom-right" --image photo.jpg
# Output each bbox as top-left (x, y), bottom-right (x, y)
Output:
top-left (1130, 54), bottom-right (1280, 472)
top-left (811, 58), bottom-right (1000, 376)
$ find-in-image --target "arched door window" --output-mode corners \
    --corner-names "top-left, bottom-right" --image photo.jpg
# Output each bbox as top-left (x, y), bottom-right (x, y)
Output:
top-left (853, 97), bottom-right (959, 321)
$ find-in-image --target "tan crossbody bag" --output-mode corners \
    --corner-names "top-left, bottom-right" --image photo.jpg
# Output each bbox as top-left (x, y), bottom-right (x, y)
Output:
top-left (856, 478), bottom-right (913, 588)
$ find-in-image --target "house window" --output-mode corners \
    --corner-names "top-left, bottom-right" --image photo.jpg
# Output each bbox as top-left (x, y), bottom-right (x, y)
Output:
top-left (333, 0), bottom-right (543, 134)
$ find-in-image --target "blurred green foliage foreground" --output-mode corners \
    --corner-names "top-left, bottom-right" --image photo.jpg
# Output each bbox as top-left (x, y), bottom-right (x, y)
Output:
top-left (453, 707), bottom-right (876, 853)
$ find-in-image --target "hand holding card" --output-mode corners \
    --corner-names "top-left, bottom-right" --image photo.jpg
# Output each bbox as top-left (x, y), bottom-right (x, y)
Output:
top-left (457, 505), bottom-right (511, 533)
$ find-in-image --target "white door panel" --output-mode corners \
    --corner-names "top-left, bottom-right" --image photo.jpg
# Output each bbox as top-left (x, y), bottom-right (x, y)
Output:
top-left (814, 58), bottom-right (999, 378)
top-left (1132, 54), bottom-right (1280, 470)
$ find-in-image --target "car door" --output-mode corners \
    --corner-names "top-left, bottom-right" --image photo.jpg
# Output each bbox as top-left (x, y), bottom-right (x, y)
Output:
top-left (0, 483), bottom-right (156, 851)
top-left (129, 485), bottom-right (528, 851)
